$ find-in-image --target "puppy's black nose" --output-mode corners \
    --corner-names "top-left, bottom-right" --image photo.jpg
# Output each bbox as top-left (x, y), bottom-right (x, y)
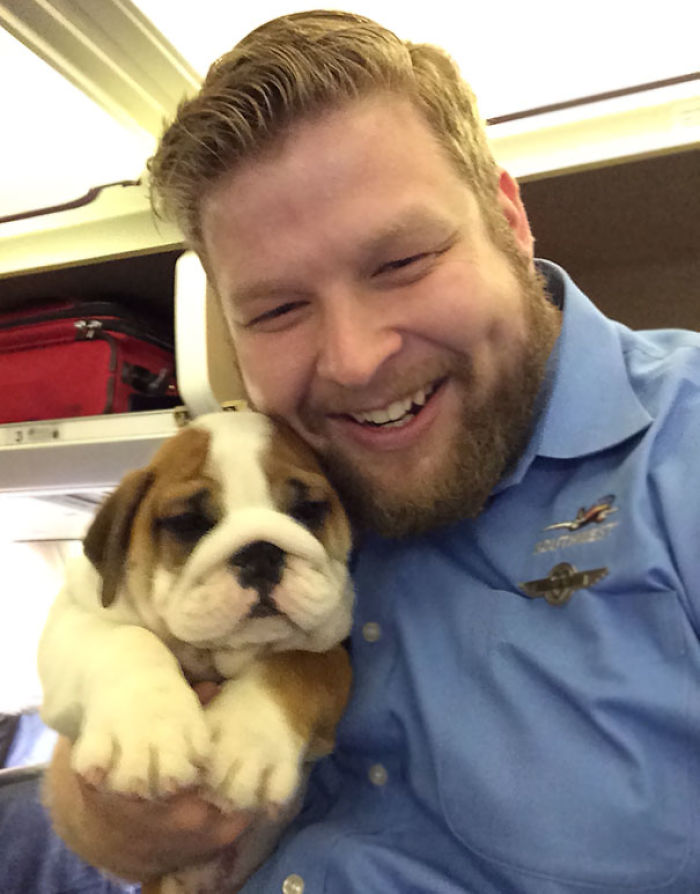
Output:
top-left (229, 540), bottom-right (285, 614)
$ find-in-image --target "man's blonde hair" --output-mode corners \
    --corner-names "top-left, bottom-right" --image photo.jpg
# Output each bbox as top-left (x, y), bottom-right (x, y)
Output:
top-left (148, 9), bottom-right (500, 251)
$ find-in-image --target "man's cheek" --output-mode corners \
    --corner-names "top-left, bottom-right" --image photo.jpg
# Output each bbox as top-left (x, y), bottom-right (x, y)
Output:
top-left (239, 370), bottom-right (269, 412)
top-left (238, 354), bottom-right (288, 416)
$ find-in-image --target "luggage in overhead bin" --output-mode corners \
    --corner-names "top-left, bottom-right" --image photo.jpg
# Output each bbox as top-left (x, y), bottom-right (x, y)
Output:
top-left (0, 300), bottom-right (181, 424)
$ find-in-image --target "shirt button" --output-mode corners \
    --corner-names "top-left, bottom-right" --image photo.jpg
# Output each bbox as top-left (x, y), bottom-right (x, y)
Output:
top-left (282, 874), bottom-right (305, 894)
top-left (369, 762), bottom-right (388, 786)
top-left (362, 621), bottom-right (382, 642)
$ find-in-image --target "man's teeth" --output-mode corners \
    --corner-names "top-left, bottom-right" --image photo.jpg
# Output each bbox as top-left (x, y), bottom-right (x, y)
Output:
top-left (350, 386), bottom-right (430, 426)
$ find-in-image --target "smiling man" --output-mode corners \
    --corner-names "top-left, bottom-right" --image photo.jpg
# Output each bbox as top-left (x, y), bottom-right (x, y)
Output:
top-left (45, 10), bottom-right (700, 894)
top-left (200, 93), bottom-right (560, 536)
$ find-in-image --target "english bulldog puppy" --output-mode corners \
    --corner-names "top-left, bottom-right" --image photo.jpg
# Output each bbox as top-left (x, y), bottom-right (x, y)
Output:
top-left (38, 410), bottom-right (353, 893)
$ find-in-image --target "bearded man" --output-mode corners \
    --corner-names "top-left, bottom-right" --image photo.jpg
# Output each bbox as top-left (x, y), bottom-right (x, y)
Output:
top-left (45, 11), bottom-right (700, 894)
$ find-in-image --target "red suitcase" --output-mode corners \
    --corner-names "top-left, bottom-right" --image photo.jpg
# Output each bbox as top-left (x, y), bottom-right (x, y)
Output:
top-left (0, 300), bottom-right (180, 424)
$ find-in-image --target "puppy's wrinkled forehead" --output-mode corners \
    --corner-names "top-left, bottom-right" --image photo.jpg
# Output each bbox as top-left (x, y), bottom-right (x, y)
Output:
top-left (194, 412), bottom-right (274, 505)
top-left (143, 411), bottom-right (348, 565)
top-left (191, 413), bottom-right (350, 563)
top-left (144, 414), bottom-right (278, 529)
top-left (191, 412), bottom-right (326, 509)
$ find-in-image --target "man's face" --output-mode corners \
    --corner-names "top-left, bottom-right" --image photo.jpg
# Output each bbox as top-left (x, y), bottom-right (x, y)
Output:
top-left (201, 95), bottom-right (560, 536)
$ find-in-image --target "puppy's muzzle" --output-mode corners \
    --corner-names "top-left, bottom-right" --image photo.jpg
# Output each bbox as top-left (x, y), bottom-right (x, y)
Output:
top-left (229, 540), bottom-right (285, 618)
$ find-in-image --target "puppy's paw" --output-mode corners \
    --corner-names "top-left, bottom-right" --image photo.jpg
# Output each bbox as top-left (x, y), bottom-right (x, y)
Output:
top-left (205, 675), bottom-right (304, 812)
top-left (208, 727), bottom-right (302, 814)
top-left (72, 678), bottom-right (210, 797)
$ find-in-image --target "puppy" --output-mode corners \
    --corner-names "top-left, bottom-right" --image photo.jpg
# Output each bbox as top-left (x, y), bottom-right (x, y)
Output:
top-left (38, 410), bottom-right (353, 892)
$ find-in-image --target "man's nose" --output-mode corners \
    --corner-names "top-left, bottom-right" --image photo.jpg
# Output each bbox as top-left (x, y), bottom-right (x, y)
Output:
top-left (315, 291), bottom-right (402, 387)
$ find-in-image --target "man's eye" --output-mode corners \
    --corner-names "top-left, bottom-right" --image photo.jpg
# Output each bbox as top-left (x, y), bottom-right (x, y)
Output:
top-left (375, 252), bottom-right (441, 278)
top-left (375, 244), bottom-right (451, 279)
top-left (246, 302), bottom-right (306, 329)
top-left (379, 253), bottom-right (426, 274)
top-left (157, 512), bottom-right (214, 542)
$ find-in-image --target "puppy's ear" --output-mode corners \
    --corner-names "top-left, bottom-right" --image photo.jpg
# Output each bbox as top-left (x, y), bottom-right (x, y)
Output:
top-left (84, 469), bottom-right (154, 608)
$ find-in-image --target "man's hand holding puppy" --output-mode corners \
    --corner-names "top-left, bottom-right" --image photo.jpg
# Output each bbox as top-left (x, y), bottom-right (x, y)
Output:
top-left (47, 731), bottom-right (250, 881)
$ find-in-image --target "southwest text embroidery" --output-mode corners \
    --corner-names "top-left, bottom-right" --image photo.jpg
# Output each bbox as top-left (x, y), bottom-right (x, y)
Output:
top-left (533, 520), bottom-right (619, 555)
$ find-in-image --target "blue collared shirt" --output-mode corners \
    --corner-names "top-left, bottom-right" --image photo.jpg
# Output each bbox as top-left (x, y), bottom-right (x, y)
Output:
top-left (243, 262), bottom-right (700, 893)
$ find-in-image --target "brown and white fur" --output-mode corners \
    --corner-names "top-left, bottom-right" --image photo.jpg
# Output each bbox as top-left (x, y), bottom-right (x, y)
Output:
top-left (38, 410), bottom-right (353, 892)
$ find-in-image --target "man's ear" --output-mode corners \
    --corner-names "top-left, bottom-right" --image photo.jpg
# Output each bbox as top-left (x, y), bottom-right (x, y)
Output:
top-left (83, 468), bottom-right (154, 608)
top-left (496, 168), bottom-right (534, 257)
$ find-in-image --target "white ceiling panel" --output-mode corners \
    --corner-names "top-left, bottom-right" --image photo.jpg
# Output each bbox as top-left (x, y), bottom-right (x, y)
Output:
top-left (0, 1), bottom-right (697, 246)
top-left (135, 0), bottom-right (700, 119)
top-left (0, 26), bottom-right (154, 219)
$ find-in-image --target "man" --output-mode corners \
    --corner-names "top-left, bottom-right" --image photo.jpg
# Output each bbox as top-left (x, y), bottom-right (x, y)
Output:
top-left (47, 10), bottom-right (700, 892)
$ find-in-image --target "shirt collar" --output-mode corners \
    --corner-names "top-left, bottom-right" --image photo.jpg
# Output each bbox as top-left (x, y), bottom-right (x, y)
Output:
top-left (495, 260), bottom-right (652, 492)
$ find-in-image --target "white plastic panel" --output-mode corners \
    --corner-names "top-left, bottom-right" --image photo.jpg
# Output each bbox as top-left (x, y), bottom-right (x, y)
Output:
top-left (175, 251), bottom-right (245, 418)
top-left (0, 409), bottom-right (180, 494)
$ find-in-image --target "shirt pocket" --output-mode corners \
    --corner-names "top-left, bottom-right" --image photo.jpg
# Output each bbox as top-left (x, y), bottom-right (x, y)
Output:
top-left (433, 585), bottom-right (694, 890)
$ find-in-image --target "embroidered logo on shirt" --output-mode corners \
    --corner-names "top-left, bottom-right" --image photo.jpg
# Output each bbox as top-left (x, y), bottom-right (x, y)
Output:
top-left (519, 562), bottom-right (608, 606)
top-left (544, 495), bottom-right (618, 532)
top-left (533, 521), bottom-right (619, 554)
top-left (533, 495), bottom-right (620, 554)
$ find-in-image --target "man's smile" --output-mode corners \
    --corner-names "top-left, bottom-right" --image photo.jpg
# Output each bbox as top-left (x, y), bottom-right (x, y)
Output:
top-left (333, 378), bottom-right (446, 430)
top-left (318, 376), bottom-right (453, 457)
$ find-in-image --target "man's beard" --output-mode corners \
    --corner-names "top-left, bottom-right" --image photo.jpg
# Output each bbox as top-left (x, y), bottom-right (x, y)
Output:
top-left (314, 255), bottom-right (561, 539)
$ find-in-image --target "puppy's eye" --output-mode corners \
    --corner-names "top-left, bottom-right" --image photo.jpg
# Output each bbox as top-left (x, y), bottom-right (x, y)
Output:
top-left (157, 511), bottom-right (214, 543)
top-left (289, 499), bottom-right (330, 531)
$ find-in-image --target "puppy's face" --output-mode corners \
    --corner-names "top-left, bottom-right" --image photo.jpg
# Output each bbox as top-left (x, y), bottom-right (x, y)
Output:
top-left (84, 412), bottom-right (353, 656)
